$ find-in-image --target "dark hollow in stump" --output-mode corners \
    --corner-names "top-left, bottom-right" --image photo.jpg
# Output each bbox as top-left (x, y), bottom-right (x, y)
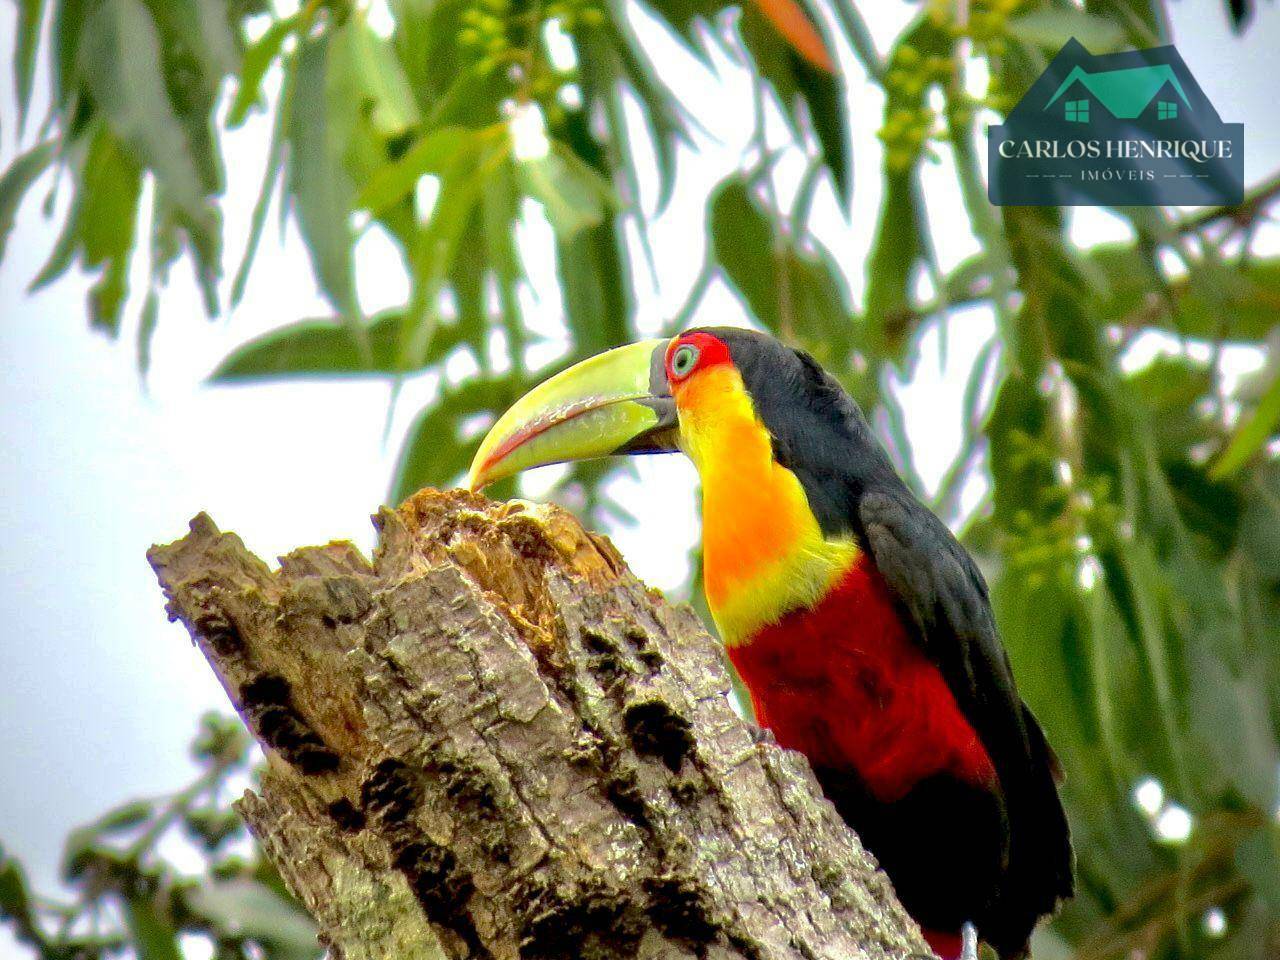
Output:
top-left (149, 489), bottom-right (928, 960)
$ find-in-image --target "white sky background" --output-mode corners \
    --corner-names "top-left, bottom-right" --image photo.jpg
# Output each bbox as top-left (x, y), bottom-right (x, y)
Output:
top-left (1, 2), bottom-right (1279, 955)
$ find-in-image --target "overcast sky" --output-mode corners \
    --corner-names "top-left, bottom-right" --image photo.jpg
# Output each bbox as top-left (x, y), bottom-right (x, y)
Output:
top-left (2, 2), bottom-right (1279, 957)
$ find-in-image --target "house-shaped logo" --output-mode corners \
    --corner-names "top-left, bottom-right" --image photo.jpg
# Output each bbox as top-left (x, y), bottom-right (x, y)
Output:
top-left (989, 39), bottom-right (1243, 206)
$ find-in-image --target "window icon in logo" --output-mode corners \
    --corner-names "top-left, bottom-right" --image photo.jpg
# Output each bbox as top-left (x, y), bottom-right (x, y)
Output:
top-left (1065, 99), bottom-right (1089, 123)
top-left (1157, 100), bottom-right (1177, 120)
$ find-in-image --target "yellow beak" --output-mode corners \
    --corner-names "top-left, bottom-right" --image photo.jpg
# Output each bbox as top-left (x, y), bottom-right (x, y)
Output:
top-left (467, 339), bottom-right (679, 491)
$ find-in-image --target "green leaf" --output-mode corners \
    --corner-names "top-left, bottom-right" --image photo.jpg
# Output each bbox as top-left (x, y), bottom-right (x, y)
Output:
top-left (1108, 534), bottom-right (1191, 795)
top-left (90, 256), bottom-right (131, 335)
top-left (708, 178), bottom-right (854, 360)
top-left (357, 126), bottom-right (491, 214)
top-left (61, 798), bottom-right (156, 883)
top-left (988, 571), bottom-right (1087, 773)
top-left (334, 13), bottom-right (419, 137)
top-left (232, 52), bottom-right (293, 307)
top-left (1006, 9), bottom-right (1126, 51)
top-left (864, 169), bottom-right (928, 362)
top-left (210, 310), bottom-right (472, 381)
top-left (81, 0), bottom-right (208, 218)
top-left (637, 0), bottom-right (715, 49)
top-left (80, 126), bottom-right (143, 334)
top-left (390, 0), bottom-right (510, 126)
top-left (1211, 367), bottom-right (1280, 479)
top-left (78, 128), bottom-right (143, 266)
top-left (80, 0), bottom-right (222, 311)
top-left (0, 140), bottom-right (56, 262)
top-left (391, 378), bottom-right (518, 503)
top-left (94, 800), bottom-right (155, 833)
top-left (558, 216), bottom-right (631, 357)
top-left (397, 132), bottom-right (513, 370)
top-left (289, 17), bottom-right (420, 335)
top-left (14, 0), bottom-right (46, 128)
top-left (140, 0), bottom-right (239, 93)
top-left (736, 2), bottom-right (849, 202)
top-left (1081, 0), bottom-right (1166, 45)
top-left (450, 216), bottom-right (491, 354)
top-left (19, 126), bottom-right (141, 334)
top-left (520, 143), bottom-right (613, 240)
top-left (1238, 464), bottom-right (1280, 579)
top-left (230, 156), bottom-right (281, 304)
top-left (137, 289), bottom-right (160, 377)
top-left (228, 15), bottom-right (296, 128)
top-left (1236, 828), bottom-right (1280, 911)
top-left (289, 32), bottom-right (360, 324)
top-left (0, 852), bottom-right (38, 943)
top-left (985, 373), bottom-right (1052, 524)
top-left (578, 26), bottom-right (687, 215)
top-left (52, 0), bottom-right (91, 110)
top-left (861, 18), bottom-right (951, 366)
top-left (480, 151), bottom-right (527, 367)
top-left (122, 894), bottom-right (182, 960)
top-left (29, 203), bottom-right (82, 292)
top-left (185, 878), bottom-right (318, 956)
top-left (1187, 646), bottom-right (1280, 811)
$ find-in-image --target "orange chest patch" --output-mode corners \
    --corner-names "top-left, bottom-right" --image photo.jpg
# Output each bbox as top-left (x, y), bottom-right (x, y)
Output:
top-left (674, 365), bottom-right (856, 643)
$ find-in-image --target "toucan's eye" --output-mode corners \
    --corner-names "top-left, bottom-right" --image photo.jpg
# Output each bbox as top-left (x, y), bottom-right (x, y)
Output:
top-left (669, 343), bottom-right (700, 380)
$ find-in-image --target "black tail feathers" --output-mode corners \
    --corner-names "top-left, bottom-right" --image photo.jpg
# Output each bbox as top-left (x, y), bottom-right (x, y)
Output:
top-left (982, 706), bottom-right (1075, 959)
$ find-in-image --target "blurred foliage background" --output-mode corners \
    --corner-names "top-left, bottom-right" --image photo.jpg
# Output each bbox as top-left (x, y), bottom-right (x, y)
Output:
top-left (2, 0), bottom-right (1280, 957)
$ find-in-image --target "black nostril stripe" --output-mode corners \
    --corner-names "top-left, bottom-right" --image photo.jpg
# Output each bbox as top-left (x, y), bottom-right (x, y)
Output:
top-left (649, 340), bottom-right (673, 397)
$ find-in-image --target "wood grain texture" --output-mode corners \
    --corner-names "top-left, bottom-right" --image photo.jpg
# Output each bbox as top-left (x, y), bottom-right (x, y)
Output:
top-left (148, 489), bottom-right (928, 960)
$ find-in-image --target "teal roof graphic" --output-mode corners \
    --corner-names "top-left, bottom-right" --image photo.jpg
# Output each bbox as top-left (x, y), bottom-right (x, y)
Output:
top-left (1044, 64), bottom-right (1191, 118)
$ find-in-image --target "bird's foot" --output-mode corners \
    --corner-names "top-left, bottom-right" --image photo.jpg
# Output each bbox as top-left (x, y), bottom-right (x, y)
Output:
top-left (959, 922), bottom-right (979, 960)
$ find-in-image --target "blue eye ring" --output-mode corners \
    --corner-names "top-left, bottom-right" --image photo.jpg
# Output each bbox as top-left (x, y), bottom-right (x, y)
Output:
top-left (670, 343), bottom-right (700, 380)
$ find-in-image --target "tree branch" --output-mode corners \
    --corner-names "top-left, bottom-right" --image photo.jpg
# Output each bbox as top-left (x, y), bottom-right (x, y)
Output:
top-left (148, 489), bottom-right (927, 960)
top-left (1176, 170), bottom-right (1280, 234)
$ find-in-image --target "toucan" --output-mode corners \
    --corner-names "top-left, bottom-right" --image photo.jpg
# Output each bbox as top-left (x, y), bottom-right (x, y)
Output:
top-left (467, 328), bottom-right (1074, 959)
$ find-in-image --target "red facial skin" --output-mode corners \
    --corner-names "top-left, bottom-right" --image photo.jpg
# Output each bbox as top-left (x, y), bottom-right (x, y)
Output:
top-left (665, 331), bottom-right (732, 384)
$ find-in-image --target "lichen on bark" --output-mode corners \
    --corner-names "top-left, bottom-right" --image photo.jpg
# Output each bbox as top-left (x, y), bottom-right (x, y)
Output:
top-left (148, 489), bottom-right (928, 960)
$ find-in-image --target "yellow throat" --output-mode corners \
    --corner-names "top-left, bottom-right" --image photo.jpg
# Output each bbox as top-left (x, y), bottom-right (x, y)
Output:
top-left (675, 364), bottom-right (858, 646)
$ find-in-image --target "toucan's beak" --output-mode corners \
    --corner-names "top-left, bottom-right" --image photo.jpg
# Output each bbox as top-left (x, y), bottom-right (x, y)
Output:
top-left (468, 339), bottom-right (679, 491)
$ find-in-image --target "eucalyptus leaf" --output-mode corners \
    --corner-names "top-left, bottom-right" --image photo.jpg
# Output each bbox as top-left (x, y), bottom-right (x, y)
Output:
top-left (708, 178), bottom-right (854, 358)
top-left (14, 0), bottom-right (46, 128)
top-left (81, 0), bottom-right (212, 223)
top-left (122, 895), bottom-right (182, 960)
top-left (1211, 368), bottom-right (1280, 479)
top-left (0, 854), bottom-right (37, 940)
top-left (288, 32), bottom-right (361, 327)
top-left (1006, 9), bottom-right (1126, 52)
top-left (232, 53), bottom-right (292, 306)
top-left (357, 126), bottom-right (492, 214)
top-left (185, 878), bottom-right (318, 955)
top-left (228, 15), bottom-right (297, 128)
top-left (211, 310), bottom-right (472, 381)
top-left (391, 378), bottom-right (520, 502)
top-left (335, 14), bottom-right (420, 137)
top-left (79, 0), bottom-right (223, 313)
top-left (520, 144), bottom-right (613, 240)
top-left (0, 140), bottom-right (56, 262)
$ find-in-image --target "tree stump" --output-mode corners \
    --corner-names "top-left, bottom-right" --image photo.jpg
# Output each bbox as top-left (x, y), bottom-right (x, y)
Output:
top-left (148, 489), bottom-right (927, 960)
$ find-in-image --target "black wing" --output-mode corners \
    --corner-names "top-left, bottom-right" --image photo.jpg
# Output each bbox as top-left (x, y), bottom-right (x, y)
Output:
top-left (859, 488), bottom-right (1074, 957)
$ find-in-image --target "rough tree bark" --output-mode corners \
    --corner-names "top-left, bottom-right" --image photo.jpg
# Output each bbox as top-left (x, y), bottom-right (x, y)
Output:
top-left (149, 489), bottom-right (928, 960)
